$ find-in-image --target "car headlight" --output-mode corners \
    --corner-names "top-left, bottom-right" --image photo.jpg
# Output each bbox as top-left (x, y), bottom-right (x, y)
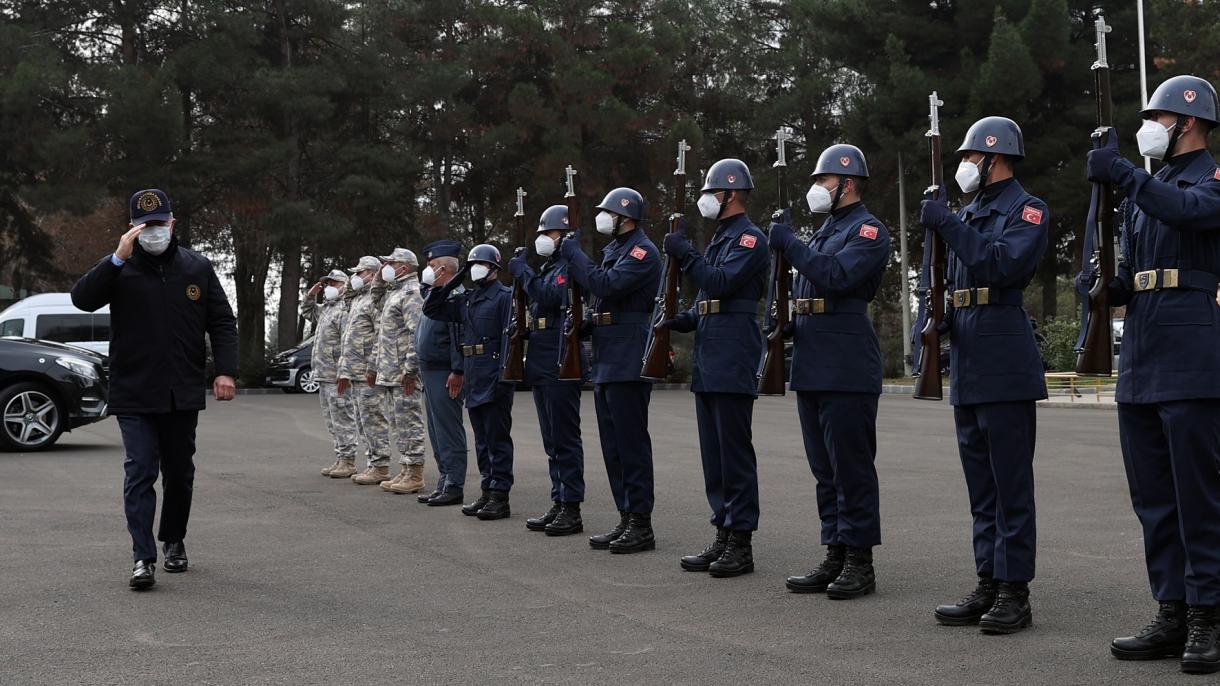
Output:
top-left (55, 356), bottom-right (100, 380)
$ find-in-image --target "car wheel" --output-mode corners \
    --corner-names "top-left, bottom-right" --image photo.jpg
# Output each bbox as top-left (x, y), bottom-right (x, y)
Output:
top-left (295, 367), bottom-right (320, 394)
top-left (0, 382), bottom-right (66, 452)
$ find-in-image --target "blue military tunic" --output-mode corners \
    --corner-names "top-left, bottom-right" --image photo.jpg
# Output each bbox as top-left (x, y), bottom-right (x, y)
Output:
top-left (416, 285), bottom-right (464, 375)
top-left (423, 281), bottom-right (514, 407)
top-left (517, 255), bottom-right (589, 384)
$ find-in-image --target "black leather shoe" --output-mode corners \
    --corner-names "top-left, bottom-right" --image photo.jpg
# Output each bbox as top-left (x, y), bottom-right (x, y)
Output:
top-left (1182, 606), bottom-right (1220, 674)
top-left (476, 491), bottom-right (511, 520)
top-left (708, 530), bottom-right (754, 578)
top-left (786, 544), bottom-right (845, 593)
top-left (589, 511), bottom-right (629, 550)
top-left (827, 546), bottom-right (875, 599)
top-left (979, 581), bottom-right (1033, 634)
top-left (428, 488), bottom-right (464, 507)
top-left (462, 490), bottom-right (491, 516)
top-left (1111, 602), bottom-right (1188, 660)
top-left (680, 527), bottom-right (729, 572)
top-left (545, 502), bottom-right (583, 536)
top-left (130, 560), bottom-right (156, 590)
top-left (527, 502), bottom-right (561, 531)
top-left (162, 541), bottom-right (188, 573)
top-left (417, 486), bottom-right (443, 504)
top-left (935, 576), bottom-right (998, 626)
top-left (609, 513), bottom-right (656, 554)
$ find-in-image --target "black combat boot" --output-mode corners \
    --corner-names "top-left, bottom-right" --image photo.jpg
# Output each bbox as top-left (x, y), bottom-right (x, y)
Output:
top-left (826, 546), bottom-right (875, 600)
top-left (609, 513), bottom-right (656, 554)
top-left (935, 576), bottom-right (998, 626)
top-left (461, 490), bottom-right (491, 517)
top-left (589, 511), bottom-right (629, 550)
top-left (476, 491), bottom-right (511, 520)
top-left (545, 502), bottom-right (583, 536)
top-left (979, 581), bottom-right (1033, 634)
top-left (417, 486), bottom-right (443, 504)
top-left (1111, 601), bottom-right (1188, 660)
top-left (526, 501), bottom-right (561, 532)
top-left (1181, 606), bottom-right (1220, 674)
top-left (785, 544), bottom-right (845, 593)
top-left (708, 530), bottom-right (754, 578)
top-left (680, 527), bottom-right (729, 572)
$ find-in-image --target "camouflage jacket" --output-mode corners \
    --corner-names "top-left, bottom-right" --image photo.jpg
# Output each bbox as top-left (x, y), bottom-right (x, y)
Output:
top-left (337, 281), bottom-right (387, 381)
top-left (303, 292), bottom-right (351, 383)
top-left (375, 275), bottom-right (424, 385)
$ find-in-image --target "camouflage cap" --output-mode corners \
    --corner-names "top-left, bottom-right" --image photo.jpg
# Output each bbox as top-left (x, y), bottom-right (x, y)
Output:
top-left (378, 247), bottom-right (418, 265)
top-left (347, 255), bottom-right (382, 273)
top-left (323, 269), bottom-right (349, 284)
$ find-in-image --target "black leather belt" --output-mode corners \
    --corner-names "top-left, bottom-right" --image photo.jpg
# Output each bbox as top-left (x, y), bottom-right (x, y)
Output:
top-left (792, 298), bottom-right (868, 315)
top-left (696, 299), bottom-right (757, 316)
top-left (951, 287), bottom-right (1023, 308)
top-left (1132, 268), bottom-right (1219, 294)
top-left (590, 312), bottom-right (650, 326)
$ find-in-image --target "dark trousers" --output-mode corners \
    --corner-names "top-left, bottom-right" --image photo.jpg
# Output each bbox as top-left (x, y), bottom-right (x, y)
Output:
top-left (532, 384), bottom-right (585, 502)
top-left (953, 400), bottom-right (1037, 582)
top-left (421, 368), bottom-right (467, 491)
top-left (594, 382), bottom-right (655, 514)
top-left (116, 411), bottom-right (200, 563)
top-left (1119, 400), bottom-right (1220, 606)
top-left (694, 392), bottom-right (759, 531)
top-left (468, 384), bottom-right (514, 492)
top-left (796, 391), bottom-right (881, 548)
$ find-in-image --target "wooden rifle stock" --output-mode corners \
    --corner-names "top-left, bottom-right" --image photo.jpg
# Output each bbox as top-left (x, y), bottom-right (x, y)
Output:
top-left (914, 92), bottom-right (946, 401)
top-left (642, 140), bottom-right (690, 381)
top-left (758, 127), bottom-right (792, 396)
top-left (558, 166), bottom-right (584, 381)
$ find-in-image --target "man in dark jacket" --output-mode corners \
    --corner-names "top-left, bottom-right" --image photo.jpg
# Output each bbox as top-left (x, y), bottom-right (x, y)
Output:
top-left (71, 189), bottom-right (239, 590)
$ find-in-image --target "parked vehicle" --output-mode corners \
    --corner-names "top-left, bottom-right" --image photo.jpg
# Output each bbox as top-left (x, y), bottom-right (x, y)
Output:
top-left (265, 336), bottom-right (318, 394)
top-left (0, 293), bottom-right (111, 356)
top-left (0, 337), bottom-right (109, 451)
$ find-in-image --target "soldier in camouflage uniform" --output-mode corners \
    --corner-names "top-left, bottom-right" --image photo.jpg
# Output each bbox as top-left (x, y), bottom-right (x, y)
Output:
top-left (374, 248), bottom-right (429, 495)
top-left (337, 255), bottom-right (392, 485)
top-left (304, 269), bottom-right (361, 478)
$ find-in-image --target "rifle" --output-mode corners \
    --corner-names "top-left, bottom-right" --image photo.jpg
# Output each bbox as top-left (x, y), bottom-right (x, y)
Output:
top-left (641, 139), bottom-right (691, 381)
top-left (557, 165), bottom-right (585, 381)
top-left (758, 127), bottom-right (793, 396)
top-left (913, 91), bottom-right (946, 401)
top-left (1075, 12), bottom-right (1116, 376)
top-left (502, 187), bottom-right (528, 382)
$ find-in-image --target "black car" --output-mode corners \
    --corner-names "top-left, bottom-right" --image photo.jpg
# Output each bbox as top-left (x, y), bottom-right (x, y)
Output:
top-left (265, 336), bottom-right (318, 394)
top-left (0, 337), bottom-right (109, 451)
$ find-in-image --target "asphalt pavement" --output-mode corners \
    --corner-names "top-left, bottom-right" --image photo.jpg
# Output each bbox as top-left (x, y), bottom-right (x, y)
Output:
top-left (0, 391), bottom-right (1201, 685)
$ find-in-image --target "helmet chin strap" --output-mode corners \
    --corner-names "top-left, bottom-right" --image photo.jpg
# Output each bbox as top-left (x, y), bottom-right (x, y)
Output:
top-left (831, 177), bottom-right (848, 209)
top-left (717, 190), bottom-right (732, 220)
top-left (978, 153), bottom-right (995, 190)
top-left (1165, 115), bottom-right (1188, 160)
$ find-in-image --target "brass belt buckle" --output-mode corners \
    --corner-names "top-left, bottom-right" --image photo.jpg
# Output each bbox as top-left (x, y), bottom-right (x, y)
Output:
top-left (811, 298), bottom-right (826, 314)
top-left (1163, 269), bottom-right (1179, 288)
top-left (952, 289), bottom-right (970, 308)
top-left (793, 299), bottom-right (809, 316)
top-left (594, 313), bottom-right (612, 325)
top-left (698, 300), bottom-right (721, 315)
top-left (536, 317), bottom-right (547, 330)
top-left (975, 287), bottom-right (990, 306)
top-left (1135, 270), bottom-right (1158, 292)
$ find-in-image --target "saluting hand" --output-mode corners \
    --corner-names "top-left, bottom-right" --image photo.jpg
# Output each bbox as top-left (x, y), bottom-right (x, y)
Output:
top-left (115, 224), bottom-right (146, 261)
top-left (213, 375), bottom-right (236, 401)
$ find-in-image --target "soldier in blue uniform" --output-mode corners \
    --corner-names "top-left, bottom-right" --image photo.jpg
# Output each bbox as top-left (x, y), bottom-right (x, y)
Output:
top-left (562, 187), bottom-right (663, 554)
top-left (507, 205), bottom-right (588, 536)
top-left (659, 159), bottom-right (769, 578)
top-left (415, 240), bottom-right (468, 507)
top-left (919, 117), bottom-right (1048, 634)
top-left (768, 144), bottom-right (890, 600)
top-left (1086, 75), bottom-right (1220, 674)
top-left (423, 244), bottom-right (516, 520)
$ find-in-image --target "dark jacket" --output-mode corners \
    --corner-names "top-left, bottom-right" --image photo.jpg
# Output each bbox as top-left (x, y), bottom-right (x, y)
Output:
top-left (424, 279), bottom-right (515, 408)
top-left (416, 284), bottom-right (464, 374)
top-left (70, 240), bottom-right (239, 414)
top-left (518, 254), bottom-right (589, 386)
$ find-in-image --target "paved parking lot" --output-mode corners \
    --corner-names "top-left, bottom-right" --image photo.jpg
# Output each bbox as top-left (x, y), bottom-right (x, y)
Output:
top-left (0, 391), bottom-right (1198, 684)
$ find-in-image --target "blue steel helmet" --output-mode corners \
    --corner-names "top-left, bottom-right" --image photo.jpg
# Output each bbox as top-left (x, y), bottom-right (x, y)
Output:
top-left (537, 204), bottom-right (570, 233)
top-left (1141, 75), bottom-right (1219, 126)
top-left (467, 244), bottom-right (502, 269)
top-left (700, 158), bottom-right (755, 192)
top-left (812, 144), bottom-right (870, 178)
top-left (595, 187), bottom-right (645, 222)
top-left (957, 116), bottom-right (1025, 160)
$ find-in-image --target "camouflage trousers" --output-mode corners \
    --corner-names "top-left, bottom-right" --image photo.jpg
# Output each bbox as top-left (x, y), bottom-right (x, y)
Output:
top-left (318, 381), bottom-right (358, 460)
top-left (355, 383), bottom-right (392, 468)
top-left (388, 384), bottom-right (427, 466)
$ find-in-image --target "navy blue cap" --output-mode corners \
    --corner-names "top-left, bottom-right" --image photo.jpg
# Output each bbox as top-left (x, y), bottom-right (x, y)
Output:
top-left (423, 239), bottom-right (461, 261)
top-left (129, 189), bottom-right (172, 224)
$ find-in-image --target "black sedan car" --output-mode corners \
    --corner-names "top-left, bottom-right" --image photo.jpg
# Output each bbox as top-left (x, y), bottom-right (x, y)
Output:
top-left (0, 337), bottom-right (109, 451)
top-left (265, 336), bottom-right (318, 394)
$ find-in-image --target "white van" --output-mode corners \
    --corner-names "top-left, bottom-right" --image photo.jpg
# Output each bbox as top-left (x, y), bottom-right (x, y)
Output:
top-left (0, 293), bottom-right (110, 356)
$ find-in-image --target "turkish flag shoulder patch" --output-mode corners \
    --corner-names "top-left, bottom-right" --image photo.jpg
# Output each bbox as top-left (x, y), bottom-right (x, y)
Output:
top-left (859, 224), bottom-right (879, 240)
top-left (556, 274), bottom-right (566, 285)
top-left (739, 234), bottom-right (757, 249)
top-left (1021, 205), bottom-right (1044, 225)
top-left (1213, 167), bottom-right (1220, 181)
top-left (630, 246), bottom-right (647, 260)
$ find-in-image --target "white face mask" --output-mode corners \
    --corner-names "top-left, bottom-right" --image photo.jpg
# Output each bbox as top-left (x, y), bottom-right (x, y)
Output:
top-left (470, 264), bottom-right (491, 282)
top-left (535, 234), bottom-right (555, 257)
top-left (323, 285), bottom-right (340, 301)
top-left (805, 184), bottom-right (833, 214)
top-left (349, 274), bottom-right (365, 291)
top-left (138, 226), bottom-right (172, 255)
top-left (595, 211), bottom-right (617, 235)
top-left (955, 159), bottom-right (981, 194)
top-left (697, 192), bottom-right (722, 220)
top-left (421, 266), bottom-right (436, 286)
top-left (1136, 118), bottom-right (1175, 160)
top-left (381, 265), bottom-right (398, 282)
